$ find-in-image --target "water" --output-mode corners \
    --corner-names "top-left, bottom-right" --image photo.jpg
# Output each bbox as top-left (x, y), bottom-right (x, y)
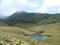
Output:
top-left (28, 34), bottom-right (48, 40)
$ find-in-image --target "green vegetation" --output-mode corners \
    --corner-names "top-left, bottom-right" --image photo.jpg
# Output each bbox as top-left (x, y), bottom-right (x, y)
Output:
top-left (6, 12), bottom-right (60, 25)
top-left (0, 21), bottom-right (8, 26)
top-left (0, 12), bottom-right (60, 45)
top-left (0, 32), bottom-right (39, 45)
top-left (0, 26), bottom-right (40, 45)
top-left (0, 24), bottom-right (59, 45)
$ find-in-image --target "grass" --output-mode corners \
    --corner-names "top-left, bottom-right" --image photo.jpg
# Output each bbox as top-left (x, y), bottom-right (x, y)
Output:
top-left (28, 23), bottom-right (60, 35)
top-left (0, 27), bottom-right (40, 45)
top-left (13, 23), bottom-right (60, 45)
top-left (26, 23), bottom-right (60, 45)
top-left (13, 23), bottom-right (37, 29)
top-left (0, 23), bottom-right (60, 45)
top-left (0, 32), bottom-right (39, 45)
top-left (0, 26), bottom-right (34, 35)
top-left (0, 22), bottom-right (8, 26)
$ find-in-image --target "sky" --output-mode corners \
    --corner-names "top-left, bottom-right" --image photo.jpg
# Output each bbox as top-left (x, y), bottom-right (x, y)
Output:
top-left (0, 0), bottom-right (60, 16)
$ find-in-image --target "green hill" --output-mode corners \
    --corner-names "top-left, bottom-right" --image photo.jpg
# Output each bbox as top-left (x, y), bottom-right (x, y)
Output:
top-left (6, 12), bottom-right (60, 26)
top-left (5, 12), bottom-right (50, 25)
top-left (0, 21), bottom-right (8, 26)
top-left (5, 12), bottom-right (60, 30)
top-left (0, 18), bottom-right (8, 26)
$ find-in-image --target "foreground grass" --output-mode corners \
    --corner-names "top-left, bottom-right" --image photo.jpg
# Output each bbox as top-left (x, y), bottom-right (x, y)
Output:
top-left (0, 23), bottom-right (60, 45)
top-left (0, 26), bottom-right (40, 45)
top-left (0, 32), bottom-right (40, 45)
top-left (13, 23), bottom-right (60, 45)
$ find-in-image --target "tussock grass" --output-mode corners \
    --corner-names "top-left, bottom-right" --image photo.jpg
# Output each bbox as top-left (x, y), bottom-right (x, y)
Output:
top-left (0, 23), bottom-right (60, 45)
top-left (26, 23), bottom-right (60, 45)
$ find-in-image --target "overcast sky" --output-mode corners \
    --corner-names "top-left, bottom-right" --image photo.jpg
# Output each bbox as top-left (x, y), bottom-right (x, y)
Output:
top-left (0, 0), bottom-right (60, 16)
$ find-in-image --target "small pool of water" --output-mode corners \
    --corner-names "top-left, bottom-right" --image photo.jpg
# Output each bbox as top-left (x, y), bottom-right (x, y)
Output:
top-left (28, 34), bottom-right (48, 40)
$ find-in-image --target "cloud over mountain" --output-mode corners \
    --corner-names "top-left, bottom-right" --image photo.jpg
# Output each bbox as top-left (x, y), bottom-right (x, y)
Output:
top-left (0, 0), bottom-right (60, 16)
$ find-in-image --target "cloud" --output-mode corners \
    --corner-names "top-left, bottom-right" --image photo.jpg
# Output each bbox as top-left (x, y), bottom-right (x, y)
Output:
top-left (59, 9), bottom-right (60, 12)
top-left (1, 8), bottom-right (16, 16)
top-left (7, 8), bottom-right (16, 15)
top-left (29, 2), bottom-right (39, 8)
top-left (0, 0), bottom-right (40, 16)
top-left (1, 0), bottom-right (12, 7)
top-left (44, 0), bottom-right (60, 7)
top-left (36, 5), bottom-right (47, 13)
top-left (37, 0), bottom-right (60, 13)
top-left (18, 0), bottom-right (29, 5)
top-left (0, 0), bottom-right (17, 16)
top-left (0, 0), bottom-right (60, 16)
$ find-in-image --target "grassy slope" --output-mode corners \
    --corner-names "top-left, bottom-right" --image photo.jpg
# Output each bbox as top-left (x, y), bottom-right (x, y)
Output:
top-left (0, 26), bottom-right (40, 45)
top-left (13, 23), bottom-right (60, 45)
top-left (0, 23), bottom-right (60, 45)
top-left (13, 23), bottom-right (60, 35)
top-left (0, 26), bottom-right (34, 35)
top-left (0, 21), bottom-right (8, 26)
top-left (0, 32), bottom-right (39, 45)
top-left (13, 23), bottom-right (37, 29)
top-left (28, 23), bottom-right (60, 35)
top-left (27, 23), bottom-right (60, 45)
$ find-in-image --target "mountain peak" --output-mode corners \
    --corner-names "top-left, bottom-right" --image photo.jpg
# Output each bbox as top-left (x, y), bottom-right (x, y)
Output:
top-left (16, 11), bottom-right (27, 14)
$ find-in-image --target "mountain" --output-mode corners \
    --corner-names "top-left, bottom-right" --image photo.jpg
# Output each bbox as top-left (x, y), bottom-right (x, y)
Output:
top-left (6, 11), bottom-right (60, 25)
top-left (0, 15), bottom-right (7, 19)
top-left (0, 15), bottom-right (8, 26)
top-left (0, 19), bottom-right (8, 26)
